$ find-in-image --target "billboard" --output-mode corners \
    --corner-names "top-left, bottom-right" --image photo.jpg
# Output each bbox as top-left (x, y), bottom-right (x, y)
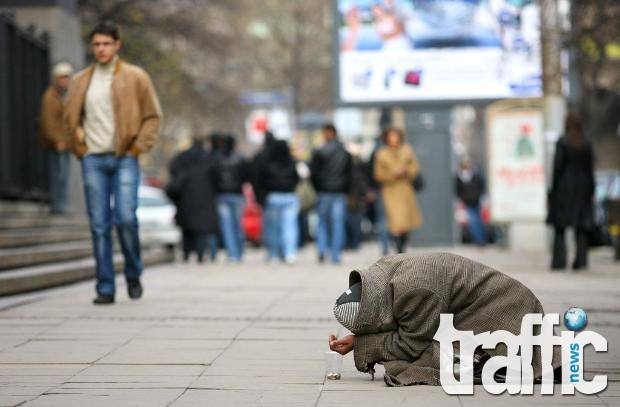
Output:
top-left (335, 0), bottom-right (542, 104)
top-left (487, 100), bottom-right (546, 221)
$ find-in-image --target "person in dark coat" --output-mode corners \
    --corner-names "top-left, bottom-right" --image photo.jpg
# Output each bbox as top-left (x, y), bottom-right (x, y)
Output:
top-left (455, 158), bottom-right (487, 245)
top-left (212, 134), bottom-right (251, 262)
top-left (546, 112), bottom-right (595, 270)
top-left (310, 124), bottom-right (353, 264)
top-left (251, 131), bottom-right (276, 207)
top-left (255, 140), bottom-right (300, 263)
top-left (166, 137), bottom-right (219, 263)
top-left (346, 154), bottom-right (370, 250)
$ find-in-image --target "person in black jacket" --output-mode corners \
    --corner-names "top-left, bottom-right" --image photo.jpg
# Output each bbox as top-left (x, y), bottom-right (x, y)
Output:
top-left (212, 134), bottom-right (250, 262)
top-left (455, 158), bottom-right (487, 245)
top-left (251, 131), bottom-right (276, 207)
top-left (346, 153), bottom-right (370, 250)
top-left (255, 140), bottom-right (300, 263)
top-left (166, 136), bottom-right (219, 263)
top-left (310, 124), bottom-right (352, 264)
top-left (547, 113), bottom-right (595, 270)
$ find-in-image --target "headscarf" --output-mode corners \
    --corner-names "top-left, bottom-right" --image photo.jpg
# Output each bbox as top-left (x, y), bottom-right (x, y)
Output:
top-left (333, 282), bottom-right (362, 332)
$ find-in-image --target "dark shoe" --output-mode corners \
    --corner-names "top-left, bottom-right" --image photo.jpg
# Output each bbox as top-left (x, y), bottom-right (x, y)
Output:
top-left (93, 294), bottom-right (115, 305)
top-left (551, 258), bottom-right (566, 270)
top-left (318, 254), bottom-right (325, 264)
top-left (127, 279), bottom-right (143, 299)
top-left (572, 261), bottom-right (587, 271)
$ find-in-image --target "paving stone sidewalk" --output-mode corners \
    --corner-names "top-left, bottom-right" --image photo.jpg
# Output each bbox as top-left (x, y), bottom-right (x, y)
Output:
top-left (0, 244), bottom-right (618, 406)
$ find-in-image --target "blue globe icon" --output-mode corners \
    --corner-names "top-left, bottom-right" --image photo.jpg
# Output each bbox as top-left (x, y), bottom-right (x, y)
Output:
top-left (564, 308), bottom-right (587, 331)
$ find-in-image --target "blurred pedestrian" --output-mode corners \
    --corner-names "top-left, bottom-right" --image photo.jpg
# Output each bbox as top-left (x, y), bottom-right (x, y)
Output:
top-left (255, 140), bottom-right (300, 264)
top-left (295, 160), bottom-right (315, 248)
top-left (209, 132), bottom-right (226, 156)
top-left (547, 112), bottom-right (595, 270)
top-left (65, 20), bottom-right (162, 304)
top-left (39, 62), bottom-right (74, 215)
top-left (213, 134), bottom-right (250, 262)
top-left (167, 136), bottom-right (219, 263)
top-left (373, 127), bottom-right (423, 253)
top-left (310, 124), bottom-right (353, 264)
top-left (346, 150), bottom-right (370, 250)
top-left (251, 131), bottom-right (276, 207)
top-left (455, 158), bottom-right (487, 245)
top-left (368, 136), bottom-right (390, 256)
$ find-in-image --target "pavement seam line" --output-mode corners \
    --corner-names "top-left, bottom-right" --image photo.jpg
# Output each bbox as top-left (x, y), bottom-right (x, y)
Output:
top-left (26, 297), bottom-right (164, 404)
top-left (167, 273), bottom-right (310, 406)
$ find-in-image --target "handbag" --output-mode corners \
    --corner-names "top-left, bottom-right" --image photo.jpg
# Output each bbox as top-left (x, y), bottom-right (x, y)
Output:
top-left (588, 224), bottom-right (610, 248)
top-left (412, 173), bottom-right (425, 192)
top-left (295, 180), bottom-right (316, 211)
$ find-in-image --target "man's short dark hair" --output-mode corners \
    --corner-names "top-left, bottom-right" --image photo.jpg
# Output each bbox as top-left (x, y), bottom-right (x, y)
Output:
top-left (89, 20), bottom-right (120, 41)
top-left (322, 123), bottom-right (337, 135)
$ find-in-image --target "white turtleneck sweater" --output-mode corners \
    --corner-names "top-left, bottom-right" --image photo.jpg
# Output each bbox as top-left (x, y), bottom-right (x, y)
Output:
top-left (84, 57), bottom-right (117, 154)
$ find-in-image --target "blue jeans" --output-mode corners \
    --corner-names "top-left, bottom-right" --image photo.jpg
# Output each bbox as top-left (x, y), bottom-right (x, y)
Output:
top-left (466, 205), bottom-right (487, 245)
top-left (81, 154), bottom-right (142, 296)
top-left (264, 193), bottom-right (300, 261)
top-left (346, 208), bottom-right (364, 250)
top-left (316, 193), bottom-right (347, 263)
top-left (48, 150), bottom-right (70, 214)
top-left (207, 234), bottom-right (219, 260)
top-left (217, 193), bottom-right (245, 261)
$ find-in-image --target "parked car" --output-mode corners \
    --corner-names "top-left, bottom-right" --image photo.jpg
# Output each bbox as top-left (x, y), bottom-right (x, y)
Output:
top-left (137, 186), bottom-right (181, 249)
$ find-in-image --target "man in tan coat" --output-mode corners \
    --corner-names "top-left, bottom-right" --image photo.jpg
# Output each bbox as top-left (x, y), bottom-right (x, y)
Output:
top-left (64, 20), bottom-right (162, 305)
top-left (39, 62), bottom-right (74, 215)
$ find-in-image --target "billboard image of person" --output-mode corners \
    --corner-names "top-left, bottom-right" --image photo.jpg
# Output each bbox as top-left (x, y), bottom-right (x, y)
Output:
top-left (335, 0), bottom-right (541, 103)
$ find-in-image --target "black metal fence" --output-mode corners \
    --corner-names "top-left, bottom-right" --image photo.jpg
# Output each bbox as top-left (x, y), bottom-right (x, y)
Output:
top-left (0, 15), bottom-right (50, 201)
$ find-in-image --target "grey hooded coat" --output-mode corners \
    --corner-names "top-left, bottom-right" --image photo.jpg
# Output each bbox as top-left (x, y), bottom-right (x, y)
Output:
top-left (349, 252), bottom-right (562, 386)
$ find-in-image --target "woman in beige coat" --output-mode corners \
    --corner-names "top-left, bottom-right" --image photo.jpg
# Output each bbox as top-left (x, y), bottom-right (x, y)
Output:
top-left (373, 127), bottom-right (423, 253)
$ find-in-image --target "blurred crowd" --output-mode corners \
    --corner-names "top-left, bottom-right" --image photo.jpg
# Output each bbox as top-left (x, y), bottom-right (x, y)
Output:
top-left (35, 20), bottom-right (616, 307)
top-left (38, 54), bottom-right (613, 276)
top-left (165, 124), bottom-right (425, 265)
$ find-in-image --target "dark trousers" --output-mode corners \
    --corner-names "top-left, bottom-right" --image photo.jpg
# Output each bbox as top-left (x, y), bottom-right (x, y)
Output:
top-left (298, 211), bottom-right (310, 248)
top-left (393, 233), bottom-right (409, 254)
top-left (551, 227), bottom-right (588, 270)
top-left (346, 208), bottom-right (364, 250)
top-left (182, 230), bottom-right (217, 263)
top-left (48, 150), bottom-right (70, 214)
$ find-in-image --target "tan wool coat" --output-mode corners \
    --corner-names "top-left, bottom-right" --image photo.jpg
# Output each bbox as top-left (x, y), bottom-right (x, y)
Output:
top-left (374, 144), bottom-right (423, 234)
top-left (349, 253), bottom-right (562, 386)
top-left (39, 86), bottom-right (70, 150)
top-left (64, 59), bottom-right (162, 158)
